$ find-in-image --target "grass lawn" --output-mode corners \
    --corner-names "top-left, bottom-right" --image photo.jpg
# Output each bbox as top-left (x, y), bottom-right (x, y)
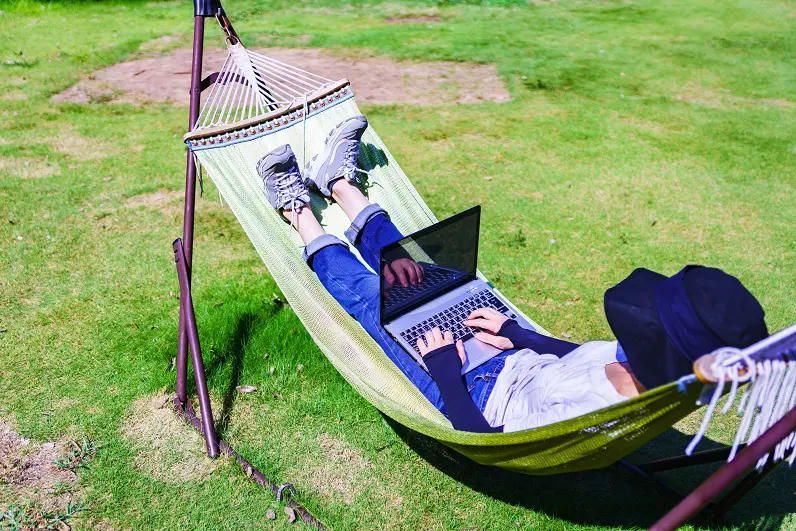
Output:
top-left (1, 0), bottom-right (794, 529)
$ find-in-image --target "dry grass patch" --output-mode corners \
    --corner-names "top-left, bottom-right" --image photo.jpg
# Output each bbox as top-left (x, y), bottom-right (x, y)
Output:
top-left (123, 190), bottom-right (185, 216)
top-left (120, 392), bottom-right (222, 483)
top-left (0, 156), bottom-right (60, 179)
top-left (384, 15), bottom-right (442, 24)
top-left (0, 91), bottom-right (28, 101)
top-left (289, 432), bottom-right (374, 505)
top-left (45, 125), bottom-right (113, 161)
top-left (134, 34), bottom-right (188, 58)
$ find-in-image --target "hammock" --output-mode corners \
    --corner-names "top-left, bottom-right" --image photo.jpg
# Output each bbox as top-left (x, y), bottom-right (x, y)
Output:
top-left (182, 40), bottom-right (796, 475)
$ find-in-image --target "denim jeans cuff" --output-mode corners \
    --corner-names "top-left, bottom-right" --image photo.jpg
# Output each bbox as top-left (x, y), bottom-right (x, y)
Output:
top-left (344, 203), bottom-right (387, 245)
top-left (302, 234), bottom-right (349, 263)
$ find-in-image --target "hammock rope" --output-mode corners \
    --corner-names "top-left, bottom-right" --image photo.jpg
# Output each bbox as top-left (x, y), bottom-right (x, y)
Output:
top-left (194, 43), bottom-right (332, 131)
top-left (183, 39), bottom-right (796, 474)
top-left (687, 324), bottom-right (796, 469)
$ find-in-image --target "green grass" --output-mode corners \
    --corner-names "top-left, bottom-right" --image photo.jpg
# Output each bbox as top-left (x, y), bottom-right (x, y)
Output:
top-left (0, 0), bottom-right (794, 529)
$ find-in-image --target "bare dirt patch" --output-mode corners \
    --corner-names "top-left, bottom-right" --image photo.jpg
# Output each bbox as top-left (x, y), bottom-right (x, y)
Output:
top-left (0, 418), bottom-right (80, 513)
top-left (0, 156), bottom-right (60, 179)
top-left (51, 43), bottom-right (509, 107)
top-left (120, 392), bottom-right (221, 483)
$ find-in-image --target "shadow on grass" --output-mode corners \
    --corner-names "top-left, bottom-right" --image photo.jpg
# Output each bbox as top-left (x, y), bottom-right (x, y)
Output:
top-left (385, 417), bottom-right (792, 531)
top-left (204, 313), bottom-right (257, 436)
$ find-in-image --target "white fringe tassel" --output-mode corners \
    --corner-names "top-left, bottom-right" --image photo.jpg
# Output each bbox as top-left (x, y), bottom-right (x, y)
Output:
top-left (686, 326), bottom-right (796, 470)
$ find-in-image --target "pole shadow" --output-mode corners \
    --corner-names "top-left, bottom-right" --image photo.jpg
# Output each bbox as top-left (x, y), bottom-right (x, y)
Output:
top-left (201, 312), bottom-right (257, 437)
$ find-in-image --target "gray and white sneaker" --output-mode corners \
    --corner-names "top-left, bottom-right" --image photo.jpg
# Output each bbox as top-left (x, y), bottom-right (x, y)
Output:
top-left (256, 144), bottom-right (310, 216)
top-left (304, 115), bottom-right (369, 197)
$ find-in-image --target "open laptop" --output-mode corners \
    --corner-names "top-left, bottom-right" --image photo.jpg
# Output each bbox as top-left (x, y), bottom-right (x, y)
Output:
top-left (380, 206), bottom-right (536, 374)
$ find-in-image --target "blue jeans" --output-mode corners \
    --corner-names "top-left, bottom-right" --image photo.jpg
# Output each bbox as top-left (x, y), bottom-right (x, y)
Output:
top-left (305, 204), bottom-right (508, 415)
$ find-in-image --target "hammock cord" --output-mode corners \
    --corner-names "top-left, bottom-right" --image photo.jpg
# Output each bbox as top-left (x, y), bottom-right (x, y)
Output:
top-left (686, 325), bottom-right (796, 469)
top-left (193, 44), bottom-right (333, 131)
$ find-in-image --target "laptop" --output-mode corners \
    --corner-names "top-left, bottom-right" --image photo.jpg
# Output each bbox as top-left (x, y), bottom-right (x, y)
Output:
top-left (380, 206), bottom-right (536, 374)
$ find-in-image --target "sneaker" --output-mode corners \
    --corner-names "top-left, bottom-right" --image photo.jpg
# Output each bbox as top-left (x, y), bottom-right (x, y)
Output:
top-left (304, 115), bottom-right (369, 197)
top-left (256, 144), bottom-right (310, 215)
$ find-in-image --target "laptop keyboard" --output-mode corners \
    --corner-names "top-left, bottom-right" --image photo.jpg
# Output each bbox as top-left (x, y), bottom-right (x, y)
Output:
top-left (399, 289), bottom-right (514, 355)
top-left (384, 266), bottom-right (460, 308)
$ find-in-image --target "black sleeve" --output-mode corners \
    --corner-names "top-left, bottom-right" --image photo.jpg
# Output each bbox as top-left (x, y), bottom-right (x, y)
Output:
top-left (424, 344), bottom-right (503, 433)
top-left (498, 320), bottom-right (581, 358)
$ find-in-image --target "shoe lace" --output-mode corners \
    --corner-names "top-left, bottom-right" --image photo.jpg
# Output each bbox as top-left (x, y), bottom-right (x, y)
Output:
top-left (274, 165), bottom-right (305, 232)
top-left (339, 141), bottom-right (372, 184)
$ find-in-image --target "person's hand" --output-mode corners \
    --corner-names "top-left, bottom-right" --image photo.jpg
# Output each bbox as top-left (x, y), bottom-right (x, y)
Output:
top-left (383, 258), bottom-right (424, 288)
top-left (464, 307), bottom-right (514, 350)
top-left (416, 327), bottom-right (466, 365)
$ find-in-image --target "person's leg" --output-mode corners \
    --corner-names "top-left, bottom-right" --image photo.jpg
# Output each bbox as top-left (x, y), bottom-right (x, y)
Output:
top-left (307, 241), bottom-right (444, 410)
top-left (333, 179), bottom-right (404, 273)
top-left (277, 205), bottom-right (444, 410)
top-left (465, 350), bottom-right (516, 412)
top-left (258, 142), bottom-right (444, 410)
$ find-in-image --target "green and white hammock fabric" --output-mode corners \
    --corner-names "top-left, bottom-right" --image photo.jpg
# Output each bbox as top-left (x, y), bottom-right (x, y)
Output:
top-left (184, 42), bottom-right (796, 474)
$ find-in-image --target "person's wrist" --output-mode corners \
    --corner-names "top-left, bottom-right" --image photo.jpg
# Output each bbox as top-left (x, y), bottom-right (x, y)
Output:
top-left (424, 344), bottom-right (462, 380)
top-left (497, 319), bottom-right (519, 336)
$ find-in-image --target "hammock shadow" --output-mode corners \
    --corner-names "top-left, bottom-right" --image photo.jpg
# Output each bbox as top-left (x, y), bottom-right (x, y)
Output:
top-left (305, 142), bottom-right (389, 220)
top-left (384, 417), bottom-right (792, 530)
top-left (357, 142), bottom-right (389, 198)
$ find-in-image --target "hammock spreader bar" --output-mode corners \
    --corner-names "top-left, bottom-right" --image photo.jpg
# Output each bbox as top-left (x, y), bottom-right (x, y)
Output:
top-left (171, 4), bottom-right (795, 529)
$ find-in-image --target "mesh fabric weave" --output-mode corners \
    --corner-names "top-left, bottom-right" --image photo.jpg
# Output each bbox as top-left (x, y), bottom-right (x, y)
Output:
top-left (189, 90), bottom-right (703, 474)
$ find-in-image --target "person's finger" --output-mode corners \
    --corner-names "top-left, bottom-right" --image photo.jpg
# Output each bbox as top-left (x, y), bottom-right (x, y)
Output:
top-left (475, 332), bottom-right (513, 350)
top-left (463, 317), bottom-right (500, 333)
top-left (404, 261), bottom-right (418, 285)
top-left (424, 329), bottom-right (436, 349)
top-left (411, 262), bottom-right (423, 285)
top-left (393, 263), bottom-right (409, 287)
top-left (383, 265), bottom-right (396, 286)
top-left (431, 327), bottom-right (443, 346)
top-left (416, 337), bottom-right (428, 356)
top-left (466, 307), bottom-right (493, 321)
top-left (455, 340), bottom-right (466, 365)
top-left (443, 330), bottom-right (454, 345)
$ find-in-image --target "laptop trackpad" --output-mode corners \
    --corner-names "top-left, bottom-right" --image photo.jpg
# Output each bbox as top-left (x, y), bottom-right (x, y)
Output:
top-left (460, 336), bottom-right (503, 374)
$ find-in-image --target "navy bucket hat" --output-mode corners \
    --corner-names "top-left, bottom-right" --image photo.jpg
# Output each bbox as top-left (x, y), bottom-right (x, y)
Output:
top-left (604, 265), bottom-right (769, 390)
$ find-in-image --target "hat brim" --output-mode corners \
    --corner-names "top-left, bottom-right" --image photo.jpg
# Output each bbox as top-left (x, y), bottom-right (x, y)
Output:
top-left (604, 268), bottom-right (693, 389)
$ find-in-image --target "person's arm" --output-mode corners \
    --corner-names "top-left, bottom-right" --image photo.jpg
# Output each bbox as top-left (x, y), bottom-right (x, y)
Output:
top-left (417, 329), bottom-right (502, 433)
top-left (464, 308), bottom-right (580, 358)
top-left (497, 320), bottom-right (581, 357)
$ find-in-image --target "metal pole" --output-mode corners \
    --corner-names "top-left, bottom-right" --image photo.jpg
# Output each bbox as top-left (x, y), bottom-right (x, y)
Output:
top-left (637, 445), bottom-right (745, 474)
top-left (176, 15), bottom-right (206, 405)
top-left (174, 239), bottom-right (220, 458)
top-left (650, 406), bottom-right (796, 530)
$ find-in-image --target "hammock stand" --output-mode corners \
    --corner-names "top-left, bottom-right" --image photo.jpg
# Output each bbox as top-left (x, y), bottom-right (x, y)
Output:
top-left (169, 3), bottom-right (796, 530)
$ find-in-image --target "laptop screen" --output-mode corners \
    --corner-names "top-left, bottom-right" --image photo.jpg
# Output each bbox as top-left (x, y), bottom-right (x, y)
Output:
top-left (380, 205), bottom-right (481, 323)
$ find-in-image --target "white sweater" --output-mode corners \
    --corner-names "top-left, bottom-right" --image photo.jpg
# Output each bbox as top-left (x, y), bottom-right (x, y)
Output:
top-left (482, 341), bottom-right (628, 432)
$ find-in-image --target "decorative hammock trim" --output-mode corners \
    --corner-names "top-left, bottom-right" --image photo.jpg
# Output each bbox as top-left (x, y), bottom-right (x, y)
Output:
top-left (185, 79), bottom-right (351, 143)
top-left (687, 324), bottom-right (796, 469)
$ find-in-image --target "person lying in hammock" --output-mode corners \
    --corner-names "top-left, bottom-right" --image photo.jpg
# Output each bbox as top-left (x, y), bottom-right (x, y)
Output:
top-left (256, 115), bottom-right (770, 433)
